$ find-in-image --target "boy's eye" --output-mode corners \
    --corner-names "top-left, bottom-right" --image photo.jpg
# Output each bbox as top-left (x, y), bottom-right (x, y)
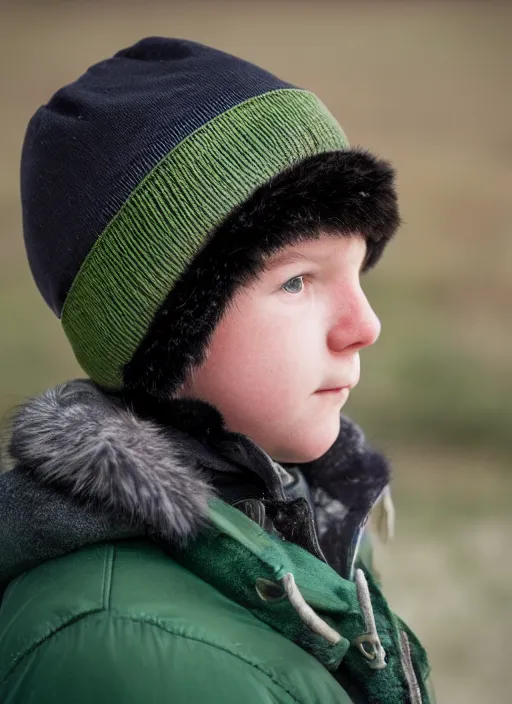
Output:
top-left (281, 275), bottom-right (304, 294)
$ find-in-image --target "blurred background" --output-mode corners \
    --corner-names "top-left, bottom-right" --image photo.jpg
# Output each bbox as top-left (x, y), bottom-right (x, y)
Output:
top-left (1, 0), bottom-right (511, 700)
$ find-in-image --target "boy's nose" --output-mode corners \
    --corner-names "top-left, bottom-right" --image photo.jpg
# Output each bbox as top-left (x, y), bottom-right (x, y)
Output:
top-left (327, 290), bottom-right (381, 353)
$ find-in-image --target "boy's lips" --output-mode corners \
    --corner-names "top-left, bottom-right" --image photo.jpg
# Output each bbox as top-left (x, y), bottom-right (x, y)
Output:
top-left (314, 384), bottom-right (355, 398)
top-left (315, 387), bottom-right (350, 394)
top-left (316, 379), bottom-right (358, 393)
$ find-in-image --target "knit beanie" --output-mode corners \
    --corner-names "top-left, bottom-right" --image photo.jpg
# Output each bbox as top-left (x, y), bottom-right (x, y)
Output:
top-left (21, 37), bottom-right (399, 400)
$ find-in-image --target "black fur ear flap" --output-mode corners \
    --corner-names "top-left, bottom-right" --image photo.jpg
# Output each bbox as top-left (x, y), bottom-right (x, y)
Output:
top-left (123, 149), bottom-right (400, 403)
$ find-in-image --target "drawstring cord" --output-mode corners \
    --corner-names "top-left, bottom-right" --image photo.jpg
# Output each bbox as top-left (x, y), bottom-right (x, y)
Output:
top-left (353, 568), bottom-right (387, 669)
top-left (281, 572), bottom-right (342, 644)
top-left (280, 568), bottom-right (386, 673)
top-left (400, 631), bottom-right (423, 704)
top-left (280, 571), bottom-right (426, 701)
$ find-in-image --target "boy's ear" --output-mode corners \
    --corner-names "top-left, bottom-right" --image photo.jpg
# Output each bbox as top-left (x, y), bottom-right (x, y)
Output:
top-left (123, 149), bottom-right (399, 403)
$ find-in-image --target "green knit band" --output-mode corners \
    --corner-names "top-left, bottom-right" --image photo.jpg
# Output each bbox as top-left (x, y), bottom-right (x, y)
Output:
top-left (61, 88), bottom-right (349, 388)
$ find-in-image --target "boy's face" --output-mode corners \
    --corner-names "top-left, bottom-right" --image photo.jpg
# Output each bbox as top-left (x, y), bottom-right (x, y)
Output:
top-left (179, 233), bottom-right (381, 463)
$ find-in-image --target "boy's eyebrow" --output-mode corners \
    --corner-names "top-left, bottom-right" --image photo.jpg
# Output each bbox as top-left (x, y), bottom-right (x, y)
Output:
top-left (262, 251), bottom-right (312, 271)
top-left (261, 241), bottom-right (369, 273)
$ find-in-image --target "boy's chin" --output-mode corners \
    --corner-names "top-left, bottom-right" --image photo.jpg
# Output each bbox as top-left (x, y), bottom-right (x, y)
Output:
top-left (272, 418), bottom-right (340, 464)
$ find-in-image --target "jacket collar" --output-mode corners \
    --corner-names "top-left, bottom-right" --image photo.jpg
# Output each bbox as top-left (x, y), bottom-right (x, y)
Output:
top-left (6, 379), bottom-right (390, 559)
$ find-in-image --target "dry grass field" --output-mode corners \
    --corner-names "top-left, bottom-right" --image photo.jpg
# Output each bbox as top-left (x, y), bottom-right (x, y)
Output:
top-left (1, 2), bottom-right (511, 701)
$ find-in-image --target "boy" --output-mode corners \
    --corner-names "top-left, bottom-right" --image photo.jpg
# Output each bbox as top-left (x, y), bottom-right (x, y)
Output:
top-left (0, 38), bottom-right (432, 702)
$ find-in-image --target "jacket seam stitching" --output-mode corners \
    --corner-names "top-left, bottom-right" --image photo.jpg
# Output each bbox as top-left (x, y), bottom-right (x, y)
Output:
top-left (0, 609), bottom-right (105, 682)
top-left (1, 610), bottom-right (304, 703)
top-left (104, 613), bottom-right (304, 704)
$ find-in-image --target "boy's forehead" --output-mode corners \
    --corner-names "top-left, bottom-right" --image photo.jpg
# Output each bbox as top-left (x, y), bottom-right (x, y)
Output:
top-left (263, 233), bottom-right (366, 270)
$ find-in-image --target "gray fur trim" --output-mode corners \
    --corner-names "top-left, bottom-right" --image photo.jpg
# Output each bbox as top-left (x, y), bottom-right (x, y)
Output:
top-left (9, 380), bottom-right (213, 544)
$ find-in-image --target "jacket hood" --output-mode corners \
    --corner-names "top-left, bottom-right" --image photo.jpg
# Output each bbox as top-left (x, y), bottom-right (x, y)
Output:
top-left (7, 380), bottom-right (214, 542)
top-left (1, 379), bottom-right (390, 590)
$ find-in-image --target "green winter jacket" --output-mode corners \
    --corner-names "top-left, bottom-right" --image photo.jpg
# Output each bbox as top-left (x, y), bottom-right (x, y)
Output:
top-left (0, 381), bottom-right (432, 703)
top-left (1, 538), bottom-right (349, 703)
